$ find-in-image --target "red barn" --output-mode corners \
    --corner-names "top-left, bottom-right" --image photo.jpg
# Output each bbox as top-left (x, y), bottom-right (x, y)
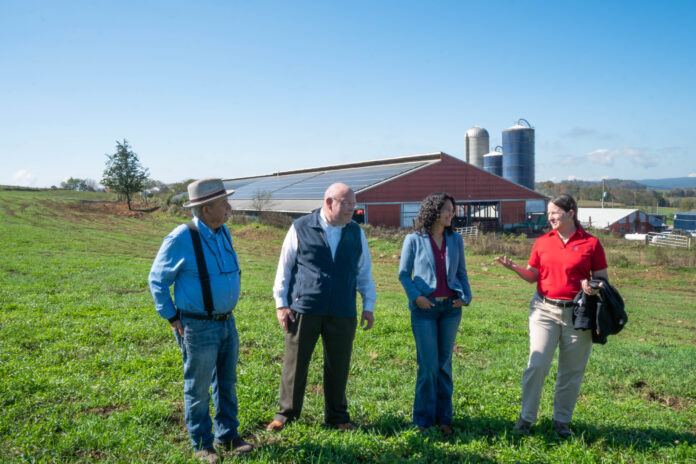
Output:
top-left (225, 152), bottom-right (547, 229)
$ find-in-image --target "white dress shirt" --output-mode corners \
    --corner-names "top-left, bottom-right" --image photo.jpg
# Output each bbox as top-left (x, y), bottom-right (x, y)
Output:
top-left (273, 210), bottom-right (377, 312)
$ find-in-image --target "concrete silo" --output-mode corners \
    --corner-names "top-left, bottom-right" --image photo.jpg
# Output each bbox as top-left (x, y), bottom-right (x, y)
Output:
top-left (465, 126), bottom-right (489, 168)
top-left (483, 146), bottom-right (503, 177)
top-left (502, 119), bottom-right (535, 190)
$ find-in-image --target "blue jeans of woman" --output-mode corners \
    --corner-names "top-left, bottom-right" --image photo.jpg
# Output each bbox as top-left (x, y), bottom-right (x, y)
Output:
top-left (410, 297), bottom-right (462, 428)
top-left (174, 315), bottom-right (240, 450)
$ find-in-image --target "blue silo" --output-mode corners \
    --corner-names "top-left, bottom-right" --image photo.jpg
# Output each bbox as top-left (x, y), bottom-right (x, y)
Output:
top-left (483, 146), bottom-right (503, 177)
top-left (502, 119), bottom-right (535, 189)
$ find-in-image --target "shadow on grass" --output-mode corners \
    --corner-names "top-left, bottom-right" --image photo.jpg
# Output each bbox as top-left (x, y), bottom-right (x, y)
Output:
top-left (564, 420), bottom-right (696, 449)
top-left (450, 416), bottom-right (696, 450)
top-left (134, 205), bottom-right (160, 213)
top-left (257, 414), bottom-right (695, 463)
top-left (262, 437), bottom-right (495, 464)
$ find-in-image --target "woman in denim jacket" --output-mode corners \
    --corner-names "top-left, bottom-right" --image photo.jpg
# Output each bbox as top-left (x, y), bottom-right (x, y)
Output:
top-left (398, 192), bottom-right (472, 434)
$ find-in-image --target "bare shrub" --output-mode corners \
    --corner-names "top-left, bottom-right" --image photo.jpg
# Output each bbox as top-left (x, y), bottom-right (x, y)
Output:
top-left (466, 232), bottom-right (533, 258)
top-left (608, 253), bottom-right (632, 268)
top-left (259, 211), bottom-right (294, 229)
top-left (646, 246), bottom-right (696, 267)
top-left (361, 224), bottom-right (408, 243)
top-left (166, 204), bottom-right (189, 219)
top-left (252, 190), bottom-right (274, 212)
top-left (228, 213), bottom-right (252, 225)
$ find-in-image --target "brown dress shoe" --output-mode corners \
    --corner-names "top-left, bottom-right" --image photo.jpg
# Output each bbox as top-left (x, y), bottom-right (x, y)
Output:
top-left (438, 424), bottom-right (454, 436)
top-left (193, 447), bottom-right (219, 464)
top-left (266, 419), bottom-right (285, 431)
top-left (333, 422), bottom-right (357, 431)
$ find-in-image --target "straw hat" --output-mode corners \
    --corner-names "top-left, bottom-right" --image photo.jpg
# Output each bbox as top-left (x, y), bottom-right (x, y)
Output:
top-left (182, 178), bottom-right (235, 208)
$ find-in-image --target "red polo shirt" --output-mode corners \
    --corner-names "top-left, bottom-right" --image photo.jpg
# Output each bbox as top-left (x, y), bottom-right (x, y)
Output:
top-left (528, 227), bottom-right (607, 300)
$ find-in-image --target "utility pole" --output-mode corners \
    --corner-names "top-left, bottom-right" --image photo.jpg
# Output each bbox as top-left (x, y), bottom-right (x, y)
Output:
top-left (601, 179), bottom-right (606, 208)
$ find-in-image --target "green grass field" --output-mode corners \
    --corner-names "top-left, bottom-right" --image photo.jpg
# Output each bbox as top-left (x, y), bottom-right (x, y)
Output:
top-left (1, 190), bottom-right (694, 463)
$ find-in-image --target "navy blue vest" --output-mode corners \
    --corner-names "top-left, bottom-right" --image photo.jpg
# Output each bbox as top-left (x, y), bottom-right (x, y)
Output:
top-left (288, 210), bottom-right (362, 317)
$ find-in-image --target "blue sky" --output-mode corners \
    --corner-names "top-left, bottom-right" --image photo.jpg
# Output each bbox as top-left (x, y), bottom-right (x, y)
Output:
top-left (2, 1), bottom-right (695, 188)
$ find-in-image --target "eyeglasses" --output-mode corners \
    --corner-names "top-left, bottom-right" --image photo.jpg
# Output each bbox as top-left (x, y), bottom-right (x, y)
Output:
top-left (332, 197), bottom-right (357, 208)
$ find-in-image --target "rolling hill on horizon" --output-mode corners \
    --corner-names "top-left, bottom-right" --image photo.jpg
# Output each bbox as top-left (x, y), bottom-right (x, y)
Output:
top-left (538, 177), bottom-right (696, 190)
top-left (634, 177), bottom-right (696, 189)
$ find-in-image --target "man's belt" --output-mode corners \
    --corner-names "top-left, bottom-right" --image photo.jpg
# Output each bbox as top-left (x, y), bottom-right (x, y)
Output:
top-left (180, 311), bottom-right (233, 321)
top-left (541, 295), bottom-right (576, 308)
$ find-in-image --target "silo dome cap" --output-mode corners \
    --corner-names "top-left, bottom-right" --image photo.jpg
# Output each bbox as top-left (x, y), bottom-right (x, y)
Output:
top-left (506, 119), bottom-right (533, 130)
top-left (466, 126), bottom-right (489, 136)
top-left (505, 124), bottom-right (534, 131)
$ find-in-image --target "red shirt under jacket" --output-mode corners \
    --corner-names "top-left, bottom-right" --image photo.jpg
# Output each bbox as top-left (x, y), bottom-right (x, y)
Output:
top-left (528, 227), bottom-right (607, 300)
top-left (428, 234), bottom-right (457, 298)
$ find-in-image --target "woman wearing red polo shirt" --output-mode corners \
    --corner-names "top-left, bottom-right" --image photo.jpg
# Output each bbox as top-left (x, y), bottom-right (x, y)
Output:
top-left (495, 194), bottom-right (608, 438)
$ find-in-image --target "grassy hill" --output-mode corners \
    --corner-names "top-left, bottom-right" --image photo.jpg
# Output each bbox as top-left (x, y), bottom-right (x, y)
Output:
top-left (1, 190), bottom-right (694, 463)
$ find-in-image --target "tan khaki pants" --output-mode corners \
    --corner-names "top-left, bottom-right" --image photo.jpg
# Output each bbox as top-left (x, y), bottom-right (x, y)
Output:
top-left (520, 293), bottom-right (592, 423)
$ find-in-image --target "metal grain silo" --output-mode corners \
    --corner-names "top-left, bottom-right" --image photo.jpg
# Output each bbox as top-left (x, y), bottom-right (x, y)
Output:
top-left (502, 119), bottom-right (535, 189)
top-left (465, 126), bottom-right (489, 168)
top-left (483, 146), bottom-right (503, 176)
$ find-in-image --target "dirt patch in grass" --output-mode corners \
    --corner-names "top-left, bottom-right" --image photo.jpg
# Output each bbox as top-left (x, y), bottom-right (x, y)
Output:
top-left (632, 380), bottom-right (691, 412)
top-left (56, 199), bottom-right (154, 219)
top-left (2, 204), bottom-right (17, 217)
top-left (309, 384), bottom-right (324, 395)
top-left (113, 287), bottom-right (149, 295)
top-left (81, 403), bottom-right (131, 417)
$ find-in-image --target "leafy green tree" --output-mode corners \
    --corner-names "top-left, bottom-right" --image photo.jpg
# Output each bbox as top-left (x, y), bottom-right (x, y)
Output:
top-left (679, 198), bottom-right (695, 211)
top-left (101, 139), bottom-right (149, 210)
top-left (60, 177), bottom-right (88, 191)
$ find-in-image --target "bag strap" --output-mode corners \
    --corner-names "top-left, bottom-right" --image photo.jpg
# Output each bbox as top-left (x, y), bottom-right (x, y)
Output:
top-left (186, 221), bottom-right (214, 316)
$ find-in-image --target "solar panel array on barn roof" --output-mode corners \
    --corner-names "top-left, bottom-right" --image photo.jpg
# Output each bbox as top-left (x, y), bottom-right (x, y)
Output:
top-left (225, 158), bottom-right (434, 200)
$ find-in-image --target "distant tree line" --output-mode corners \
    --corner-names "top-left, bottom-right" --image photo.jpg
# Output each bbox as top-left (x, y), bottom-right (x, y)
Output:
top-left (535, 180), bottom-right (696, 211)
top-left (667, 188), bottom-right (696, 198)
top-left (60, 177), bottom-right (100, 191)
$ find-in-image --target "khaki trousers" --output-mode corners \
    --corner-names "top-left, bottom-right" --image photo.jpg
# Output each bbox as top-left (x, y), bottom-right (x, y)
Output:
top-left (520, 293), bottom-right (592, 423)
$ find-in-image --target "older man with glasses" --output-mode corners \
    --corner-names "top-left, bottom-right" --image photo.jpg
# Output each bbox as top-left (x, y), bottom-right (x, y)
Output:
top-left (149, 178), bottom-right (253, 463)
top-left (266, 182), bottom-right (377, 432)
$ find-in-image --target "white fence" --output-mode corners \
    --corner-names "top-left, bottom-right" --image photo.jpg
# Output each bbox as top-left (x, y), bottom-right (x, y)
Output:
top-left (455, 226), bottom-right (479, 241)
top-left (646, 232), bottom-right (692, 249)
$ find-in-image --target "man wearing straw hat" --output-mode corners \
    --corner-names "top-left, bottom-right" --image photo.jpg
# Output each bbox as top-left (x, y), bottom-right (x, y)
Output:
top-left (149, 178), bottom-right (252, 462)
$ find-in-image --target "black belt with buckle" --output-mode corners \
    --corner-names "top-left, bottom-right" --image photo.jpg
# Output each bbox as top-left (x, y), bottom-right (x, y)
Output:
top-left (181, 312), bottom-right (233, 321)
top-left (541, 295), bottom-right (575, 308)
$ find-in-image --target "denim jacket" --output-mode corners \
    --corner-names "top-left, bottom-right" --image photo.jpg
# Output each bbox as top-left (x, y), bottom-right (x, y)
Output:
top-left (398, 231), bottom-right (472, 310)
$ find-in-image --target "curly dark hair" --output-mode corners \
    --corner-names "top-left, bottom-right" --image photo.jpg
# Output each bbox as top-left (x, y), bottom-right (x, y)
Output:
top-left (412, 192), bottom-right (456, 234)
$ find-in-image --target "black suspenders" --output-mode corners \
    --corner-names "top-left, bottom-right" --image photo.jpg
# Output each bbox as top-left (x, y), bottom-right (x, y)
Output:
top-left (186, 221), bottom-right (215, 317)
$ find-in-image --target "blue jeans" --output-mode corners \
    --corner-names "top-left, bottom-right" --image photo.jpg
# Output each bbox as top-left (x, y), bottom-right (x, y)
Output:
top-left (174, 315), bottom-right (240, 450)
top-left (410, 298), bottom-right (462, 427)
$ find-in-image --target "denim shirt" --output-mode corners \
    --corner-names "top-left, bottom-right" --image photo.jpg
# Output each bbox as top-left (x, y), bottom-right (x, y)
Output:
top-left (398, 231), bottom-right (472, 310)
top-left (149, 216), bottom-right (241, 319)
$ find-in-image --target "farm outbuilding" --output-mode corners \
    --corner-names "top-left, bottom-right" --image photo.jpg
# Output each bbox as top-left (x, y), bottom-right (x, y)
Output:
top-left (578, 208), bottom-right (655, 236)
top-left (674, 211), bottom-right (696, 232)
top-left (224, 152), bottom-right (547, 229)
